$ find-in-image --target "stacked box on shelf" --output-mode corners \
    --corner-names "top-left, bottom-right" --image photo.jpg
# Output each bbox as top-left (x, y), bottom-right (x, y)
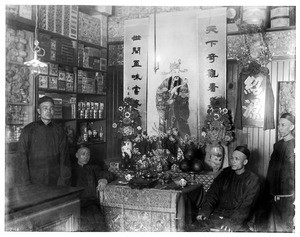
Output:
top-left (83, 47), bottom-right (101, 70)
top-left (38, 5), bottom-right (47, 30)
top-left (53, 98), bottom-right (63, 119)
top-left (49, 63), bottom-right (58, 76)
top-left (83, 71), bottom-right (96, 94)
top-left (49, 76), bottom-right (58, 90)
top-left (95, 72), bottom-right (106, 94)
top-left (38, 75), bottom-right (48, 89)
top-left (70, 96), bottom-right (77, 119)
top-left (55, 38), bottom-right (76, 65)
top-left (77, 70), bottom-right (96, 94)
top-left (46, 5), bottom-right (56, 33)
top-left (39, 5), bottom-right (78, 39)
top-left (78, 12), bottom-right (101, 46)
top-left (99, 14), bottom-right (108, 48)
top-left (6, 5), bottom-right (19, 15)
top-left (77, 70), bottom-right (86, 93)
top-left (63, 5), bottom-right (78, 39)
top-left (66, 71), bottom-right (75, 92)
top-left (50, 38), bottom-right (57, 61)
top-left (39, 64), bottom-right (49, 75)
top-left (49, 63), bottom-right (58, 90)
top-left (62, 95), bottom-right (76, 119)
top-left (18, 5), bottom-right (33, 20)
top-left (55, 5), bottom-right (63, 35)
top-left (78, 43), bottom-right (84, 67)
top-left (37, 33), bottom-right (51, 62)
top-left (58, 68), bottom-right (66, 91)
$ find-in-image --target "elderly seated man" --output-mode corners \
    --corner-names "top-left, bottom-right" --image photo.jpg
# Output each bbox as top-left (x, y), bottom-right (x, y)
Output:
top-left (187, 145), bottom-right (260, 232)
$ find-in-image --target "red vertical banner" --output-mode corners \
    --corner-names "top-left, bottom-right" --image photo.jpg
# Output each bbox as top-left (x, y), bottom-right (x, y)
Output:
top-left (124, 18), bottom-right (149, 128)
top-left (197, 8), bottom-right (227, 129)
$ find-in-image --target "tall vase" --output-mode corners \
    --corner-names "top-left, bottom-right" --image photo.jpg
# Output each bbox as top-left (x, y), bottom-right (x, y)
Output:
top-left (121, 139), bottom-right (132, 170)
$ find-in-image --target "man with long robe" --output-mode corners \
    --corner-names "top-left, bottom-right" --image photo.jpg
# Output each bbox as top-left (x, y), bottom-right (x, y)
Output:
top-left (16, 96), bottom-right (71, 186)
top-left (256, 113), bottom-right (295, 232)
top-left (188, 145), bottom-right (260, 232)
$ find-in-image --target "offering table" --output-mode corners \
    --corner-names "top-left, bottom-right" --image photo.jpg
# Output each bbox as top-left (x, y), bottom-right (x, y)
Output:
top-left (99, 182), bottom-right (204, 232)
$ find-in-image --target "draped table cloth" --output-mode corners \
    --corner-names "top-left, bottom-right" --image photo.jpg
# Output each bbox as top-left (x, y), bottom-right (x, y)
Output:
top-left (99, 182), bottom-right (204, 232)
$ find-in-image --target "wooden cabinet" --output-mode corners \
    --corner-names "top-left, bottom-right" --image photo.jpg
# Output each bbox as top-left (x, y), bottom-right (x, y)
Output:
top-left (5, 185), bottom-right (83, 231)
top-left (5, 5), bottom-right (109, 168)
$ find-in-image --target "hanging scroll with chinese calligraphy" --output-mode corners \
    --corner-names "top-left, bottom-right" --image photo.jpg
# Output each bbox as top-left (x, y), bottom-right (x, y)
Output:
top-left (197, 8), bottom-right (227, 130)
top-left (124, 18), bottom-right (149, 128)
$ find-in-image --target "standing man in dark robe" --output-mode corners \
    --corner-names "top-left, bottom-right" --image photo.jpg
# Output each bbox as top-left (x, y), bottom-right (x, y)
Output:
top-left (188, 145), bottom-right (260, 232)
top-left (259, 113), bottom-right (295, 232)
top-left (156, 59), bottom-right (190, 137)
top-left (16, 96), bottom-right (71, 186)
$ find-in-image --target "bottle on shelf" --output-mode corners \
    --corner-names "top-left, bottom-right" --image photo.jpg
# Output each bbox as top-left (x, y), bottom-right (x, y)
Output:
top-left (99, 126), bottom-right (104, 141)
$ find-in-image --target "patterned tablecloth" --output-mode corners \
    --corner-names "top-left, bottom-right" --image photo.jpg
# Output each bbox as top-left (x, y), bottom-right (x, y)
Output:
top-left (99, 182), bottom-right (204, 232)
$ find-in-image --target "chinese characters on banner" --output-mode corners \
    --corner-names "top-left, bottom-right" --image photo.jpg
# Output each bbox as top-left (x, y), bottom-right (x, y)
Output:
top-left (241, 74), bottom-right (266, 127)
top-left (124, 18), bottom-right (149, 128)
top-left (197, 8), bottom-right (226, 129)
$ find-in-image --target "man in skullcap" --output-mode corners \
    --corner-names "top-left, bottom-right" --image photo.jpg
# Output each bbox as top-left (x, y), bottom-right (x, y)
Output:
top-left (257, 113), bottom-right (295, 232)
top-left (16, 96), bottom-right (71, 186)
top-left (187, 145), bottom-right (260, 232)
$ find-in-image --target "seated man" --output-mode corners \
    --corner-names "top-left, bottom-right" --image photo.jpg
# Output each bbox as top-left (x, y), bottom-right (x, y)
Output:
top-left (188, 145), bottom-right (260, 232)
top-left (71, 146), bottom-right (116, 231)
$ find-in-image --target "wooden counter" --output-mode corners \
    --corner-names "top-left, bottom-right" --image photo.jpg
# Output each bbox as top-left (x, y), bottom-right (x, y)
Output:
top-left (5, 184), bottom-right (83, 231)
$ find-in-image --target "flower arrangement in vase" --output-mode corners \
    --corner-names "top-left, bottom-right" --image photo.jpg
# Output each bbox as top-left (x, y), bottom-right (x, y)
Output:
top-left (200, 96), bottom-right (234, 173)
top-left (112, 97), bottom-right (143, 169)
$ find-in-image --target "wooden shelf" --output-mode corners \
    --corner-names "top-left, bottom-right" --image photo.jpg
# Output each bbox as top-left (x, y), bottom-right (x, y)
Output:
top-left (77, 92), bottom-right (106, 96)
top-left (6, 61), bottom-right (30, 67)
top-left (77, 140), bottom-right (106, 146)
top-left (227, 26), bottom-right (296, 36)
top-left (77, 66), bottom-right (106, 73)
top-left (6, 13), bottom-right (35, 31)
top-left (6, 102), bottom-right (32, 106)
top-left (41, 59), bottom-right (76, 68)
top-left (38, 88), bottom-right (77, 95)
top-left (77, 39), bottom-right (106, 50)
top-left (53, 118), bottom-right (76, 122)
top-left (38, 28), bottom-right (77, 41)
top-left (77, 118), bottom-right (106, 122)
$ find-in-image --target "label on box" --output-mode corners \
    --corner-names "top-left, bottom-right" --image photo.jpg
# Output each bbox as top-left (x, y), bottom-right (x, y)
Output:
top-left (18, 5), bottom-right (32, 20)
top-left (58, 80), bottom-right (66, 91)
top-left (271, 18), bottom-right (290, 28)
top-left (38, 75), bottom-right (48, 88)
top-left (66, 72), bottom-right (74, 82)
top-left (48, 76), bottom-right (58, 90)
top-left (271, 7), bottom-right (289, 18)
top-left (100, 58), bottom-right (107, 71)
top-left (66, 82), bottom-right (74, 92)
top-left (39, 64), bottom-right (49, 75)
top-left (49, 63), bottom-right (58, 76)
top-left (58, 70), bottom-right (66, 81)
